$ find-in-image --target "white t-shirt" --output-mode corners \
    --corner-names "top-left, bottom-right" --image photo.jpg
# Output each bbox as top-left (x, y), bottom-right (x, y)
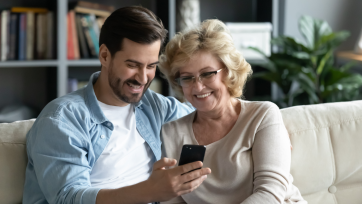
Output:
top-left (90, 101), bottom-right (154, 189)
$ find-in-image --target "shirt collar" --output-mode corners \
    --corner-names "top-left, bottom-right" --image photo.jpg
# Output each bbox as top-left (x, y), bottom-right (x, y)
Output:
top-left (134, 99), bottom-right (143, 108)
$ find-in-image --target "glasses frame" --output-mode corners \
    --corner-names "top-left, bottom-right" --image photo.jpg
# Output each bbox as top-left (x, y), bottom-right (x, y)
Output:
top-left (175, 68), bottom-right (223, 87)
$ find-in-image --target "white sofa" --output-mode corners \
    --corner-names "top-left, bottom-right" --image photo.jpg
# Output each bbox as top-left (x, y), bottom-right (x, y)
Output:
top-left (1, 101), bottom-right (362, 204)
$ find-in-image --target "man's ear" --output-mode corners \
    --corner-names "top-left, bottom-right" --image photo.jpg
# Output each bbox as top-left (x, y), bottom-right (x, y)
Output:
top-left (99, 44), bottom-right (110, 69)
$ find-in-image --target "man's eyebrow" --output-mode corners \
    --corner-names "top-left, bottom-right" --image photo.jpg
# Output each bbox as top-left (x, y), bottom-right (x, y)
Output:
top-left (124, 59), bottom-right (159, 66)
top-left (149, 61), bottom-right (159, 66)
top-left (125, 59), bottom-right (143, 65)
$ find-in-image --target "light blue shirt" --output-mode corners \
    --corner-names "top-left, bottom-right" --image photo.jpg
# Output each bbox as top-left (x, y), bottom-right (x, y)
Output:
top-left (23, 72), bottom-right (194, 204)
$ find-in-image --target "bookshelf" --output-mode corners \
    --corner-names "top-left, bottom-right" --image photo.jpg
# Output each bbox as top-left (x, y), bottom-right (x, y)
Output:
top-left (0, 0), bottom-right (278, 120)
top-left (0, 60), bottom-right (58, 67)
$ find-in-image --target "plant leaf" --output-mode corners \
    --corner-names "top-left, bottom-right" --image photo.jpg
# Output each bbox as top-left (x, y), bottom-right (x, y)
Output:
top-left (316, 50), bottom-right (333, 75)
top-left (271, 36), bottom-right (311, 53)
top-left (339, 61), bottom-right (356, 72)
top-left (297, 72), bottom-right (316, 89)
top-left (299, 15), bottom-right (332, 50)
top-left (317, 31), bottom-right (350, 50)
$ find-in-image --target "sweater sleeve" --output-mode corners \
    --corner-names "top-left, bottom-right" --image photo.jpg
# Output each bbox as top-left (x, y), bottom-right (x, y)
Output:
top-left (241, 105), bottom-right (291, 204)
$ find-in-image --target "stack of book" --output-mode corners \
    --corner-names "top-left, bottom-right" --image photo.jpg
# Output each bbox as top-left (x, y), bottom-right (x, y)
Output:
top-left (67, 1), bottom-right (114, 60)
top-left (0, 7), bottom-right (54, 61)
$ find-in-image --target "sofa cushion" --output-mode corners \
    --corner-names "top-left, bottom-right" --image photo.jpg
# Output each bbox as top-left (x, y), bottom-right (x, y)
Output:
top-left (0, 119), bottom-right (35, 204)
top-left (281, 100), bottom-right (362, 204)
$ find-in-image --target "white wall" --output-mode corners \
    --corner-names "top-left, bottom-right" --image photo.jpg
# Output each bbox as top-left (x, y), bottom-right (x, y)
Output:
top-left (283, 0), bottom-right (362, 51)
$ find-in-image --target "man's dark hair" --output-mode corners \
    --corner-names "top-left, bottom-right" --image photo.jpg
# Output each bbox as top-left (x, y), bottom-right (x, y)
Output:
top-left (99, 6), bottom-right (168, 56)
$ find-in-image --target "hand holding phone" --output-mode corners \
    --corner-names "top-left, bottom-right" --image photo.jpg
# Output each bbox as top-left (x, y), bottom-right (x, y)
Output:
top-left (145, 156), bottom-right (211, 202)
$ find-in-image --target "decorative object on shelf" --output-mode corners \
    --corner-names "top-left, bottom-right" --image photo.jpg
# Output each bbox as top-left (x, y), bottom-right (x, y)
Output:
top-left (250, 16), bottom-right (362, 107)
top-left (176, 0), bottom-right (200, 32)
top-left (226, 22), bottom-right (272, 60)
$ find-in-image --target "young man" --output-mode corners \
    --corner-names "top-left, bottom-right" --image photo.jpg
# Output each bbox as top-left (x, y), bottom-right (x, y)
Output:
top-left (23, 6), bottom-right (211, 204)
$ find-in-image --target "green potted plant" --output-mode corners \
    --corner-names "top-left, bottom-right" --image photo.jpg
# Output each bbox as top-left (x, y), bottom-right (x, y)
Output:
top-left (250, 16), bottom-right (362, 107)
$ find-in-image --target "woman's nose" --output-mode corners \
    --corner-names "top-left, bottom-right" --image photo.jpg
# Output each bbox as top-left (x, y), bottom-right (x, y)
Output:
top-left (193, 78), bottom-right (205, 91)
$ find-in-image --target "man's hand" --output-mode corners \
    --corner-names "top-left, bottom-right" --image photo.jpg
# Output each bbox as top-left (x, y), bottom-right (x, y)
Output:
top-left (144, 157), bottom-right (211, 202)
top-left (96, 157), bottom-right (211, 204)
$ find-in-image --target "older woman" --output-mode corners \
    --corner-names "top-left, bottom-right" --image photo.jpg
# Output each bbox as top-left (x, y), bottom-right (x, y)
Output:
top-left (158, 19), bottom-right (306, 204)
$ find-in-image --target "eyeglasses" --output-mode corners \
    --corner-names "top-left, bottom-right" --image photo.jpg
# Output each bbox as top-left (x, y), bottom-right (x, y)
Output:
top-left (175, 69), bottom-right (223, 88)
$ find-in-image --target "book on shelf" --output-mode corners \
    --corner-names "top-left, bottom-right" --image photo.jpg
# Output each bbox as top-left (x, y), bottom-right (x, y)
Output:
top-left (75, 14), bottom-right (89, 58)
top-left (11, 7), bottom-right (48, 13)
top-left (71, 11), bottom-right (80, 60)
top-left (68, 78), bottom-right (78, 93)
top-left (1, 10), bottom-right (10, 61)
top-left (80, 15), bottom-right (97, 58)
top-left (26, 12), bottom-right (34, 60)
top-left (18, 13), bottom-right (26, 61)
top-left (0, 8), bottom-right (54, 61)
top-left (9, 14), bottom-right (18, 60)
top-left (67, 10), bottom-right (80, 60)
top-left (36, 13), bottom-right (47, 59)
top-left (67, 11), bottom-right (75, 60)
top-left (85, 15), bottom-right (99, 55)
top-left (72, 1), bottom-right (115, 12)
top-left (46, 12), bottom-right (54, 59)
top-left (74, 7), bottom-right (111, 18)
top-left (70, 1), bottom-right (114, 18)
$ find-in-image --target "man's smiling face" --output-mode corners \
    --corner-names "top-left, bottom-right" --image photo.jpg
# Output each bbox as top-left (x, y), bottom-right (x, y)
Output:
top-left (107, 38), bottom-right (161, 104)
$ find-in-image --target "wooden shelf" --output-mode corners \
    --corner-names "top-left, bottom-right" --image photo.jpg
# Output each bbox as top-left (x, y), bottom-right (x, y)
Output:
top-left (337, 51), bottom-right (362, 62)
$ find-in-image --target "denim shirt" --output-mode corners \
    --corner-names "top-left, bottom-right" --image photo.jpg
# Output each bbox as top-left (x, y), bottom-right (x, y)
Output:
top-left (23, 72), bottom-right (194, 204)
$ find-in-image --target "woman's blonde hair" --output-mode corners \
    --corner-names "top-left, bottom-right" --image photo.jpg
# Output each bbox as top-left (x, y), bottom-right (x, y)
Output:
top-left (158, 19), bottom-right (252, 98)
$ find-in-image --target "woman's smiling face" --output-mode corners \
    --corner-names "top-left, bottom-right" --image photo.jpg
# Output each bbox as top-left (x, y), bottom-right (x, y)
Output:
top-left (178, 51), bottom-right (231, 112)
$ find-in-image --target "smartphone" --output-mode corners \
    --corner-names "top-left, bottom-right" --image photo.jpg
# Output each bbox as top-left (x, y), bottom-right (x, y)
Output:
top-left (178, 145), bottom-right (206, 169)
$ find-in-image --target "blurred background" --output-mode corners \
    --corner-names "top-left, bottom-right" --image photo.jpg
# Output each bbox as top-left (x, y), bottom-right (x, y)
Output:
top-left (0, 0), bottom-right (362, 122)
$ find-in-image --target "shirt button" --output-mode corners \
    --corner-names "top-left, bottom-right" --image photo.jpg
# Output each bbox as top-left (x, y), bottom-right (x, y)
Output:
top-left (100, 135), bottom-right (105, 139)
top-left (328, 186), bottom-right (337, 194)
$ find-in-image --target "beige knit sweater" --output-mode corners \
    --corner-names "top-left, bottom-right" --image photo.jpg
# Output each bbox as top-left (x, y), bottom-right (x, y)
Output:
top-left (161, 100), bottom-right (307, 204)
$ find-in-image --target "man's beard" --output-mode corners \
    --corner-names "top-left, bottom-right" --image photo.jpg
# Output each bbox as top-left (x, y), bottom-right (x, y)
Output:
top-left (108, 64), bottom-right (152, 104)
